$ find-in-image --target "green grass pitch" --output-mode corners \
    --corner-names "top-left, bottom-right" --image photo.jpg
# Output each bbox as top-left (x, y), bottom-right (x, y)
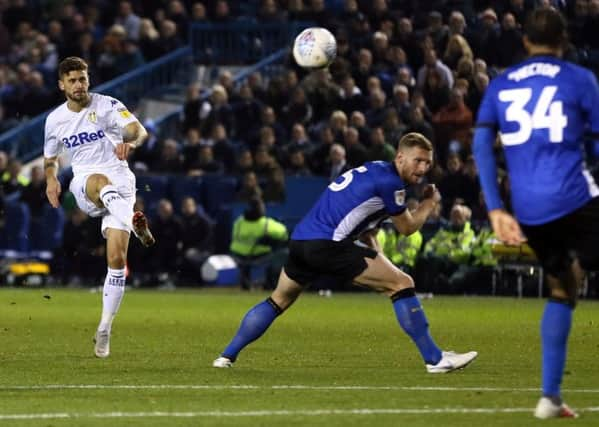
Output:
top-left (1, 288), bottom-right (598, 426)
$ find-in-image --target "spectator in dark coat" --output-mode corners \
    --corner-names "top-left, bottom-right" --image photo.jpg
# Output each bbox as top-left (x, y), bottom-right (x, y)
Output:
top-left (154, 19), bottom-right (183, 57)
top-left (309, 126), bottom-right (337, 176)
top-left (496, 12), bottom-right (526, 68)
top-left (182, 83), bottom-right (205, 132)
top-left (210, 123), bottom-right (236, 173)
top-left (438, 153), bottom-right (469, 216)
top-left (286, 149), bottom-right (312, 176)
top-left (20, 165), bottom-right (48, 218)
top-left (186, 145), bottom-right (224, 176)
top-left (57, 209), bottom-right (104, 285)
top-left (337, 75), bottom-right (367, 115)
top-left (233, 84), bottom-right (263, 140)
top-left (201, 84), bottom-right (234, 136)
top-left (152, 139), bottom-right (184, 173)
top-left (178, 196), bottom-right (214, 284)
top-left (236, 171), bottom-right (263, 203)
top-left (150, 199), bottom-right (183, 285)
top-left (343, 126), bottom-right (368, 168)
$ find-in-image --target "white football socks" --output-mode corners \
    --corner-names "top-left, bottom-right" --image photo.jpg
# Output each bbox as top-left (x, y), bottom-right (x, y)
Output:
top-left (98, 267), bottom-right (126, 332)
top-left (99, 185), bottom-right (132, 230)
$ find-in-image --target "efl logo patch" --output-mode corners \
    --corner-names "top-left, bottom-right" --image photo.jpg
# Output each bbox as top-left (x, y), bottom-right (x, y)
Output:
top-left (118, 107), bottom-right (131, 119)
top-left (394, 190), bottom-right (406, 206)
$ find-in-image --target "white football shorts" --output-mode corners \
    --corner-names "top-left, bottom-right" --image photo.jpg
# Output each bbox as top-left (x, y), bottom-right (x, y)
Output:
top-left (69, 167), bottom-right (136, 238)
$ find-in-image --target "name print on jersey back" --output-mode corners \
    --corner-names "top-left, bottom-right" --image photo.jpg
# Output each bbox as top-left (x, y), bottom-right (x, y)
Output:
top-left (476, 55), bottom-right (599, 224)
top-left (62, 130), bottom-right (106, 149)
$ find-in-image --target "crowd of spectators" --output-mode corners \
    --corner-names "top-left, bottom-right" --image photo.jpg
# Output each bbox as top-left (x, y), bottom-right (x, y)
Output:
top-left (139, 0), bottom-right (598, 220)
top-left (0, 0), bottom-right (216, 130)
top-left (3, 0), bottom-right (599, 289)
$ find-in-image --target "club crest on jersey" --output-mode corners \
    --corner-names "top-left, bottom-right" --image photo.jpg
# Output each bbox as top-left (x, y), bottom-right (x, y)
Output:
top-left (88, 111), bottom-right (97, 123)
top-left (394, 189), bottom-right (406, 206)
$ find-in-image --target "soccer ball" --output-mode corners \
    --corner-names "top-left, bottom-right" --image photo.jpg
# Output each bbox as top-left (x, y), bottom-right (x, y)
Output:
top-left (292, 27), bottom-right (337, 69)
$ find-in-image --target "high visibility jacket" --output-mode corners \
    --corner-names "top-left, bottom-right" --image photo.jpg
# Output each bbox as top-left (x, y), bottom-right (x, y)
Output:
top-left (230, 216), bottom-right (288, 257)
top-left (423, 221), bottom-right (475, 264)
top-left (376, 228), bottom-right (423, 267)
top-left (1, 172), bottom-right (29, 187)
top-left (472, 228), bottom-right (498, 267)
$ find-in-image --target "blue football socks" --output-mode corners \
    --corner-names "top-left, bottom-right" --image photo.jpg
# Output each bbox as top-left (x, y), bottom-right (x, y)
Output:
top-left (541, 300), bottom-right (573, 398)
top-left (222, 298), bottom-right (282, 361)
top-left (391, 288), bottom-right (442, 365)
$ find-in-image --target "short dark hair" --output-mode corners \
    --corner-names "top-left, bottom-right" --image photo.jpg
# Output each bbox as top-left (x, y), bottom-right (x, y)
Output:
top-left (58, 56), bottom-right (88, 78)
top-left (244, 196), bottom-right (265, 220)
top-left (398, 132), bottom-right (433, 152)
top-left (524, 8), bottom-right (567, 48)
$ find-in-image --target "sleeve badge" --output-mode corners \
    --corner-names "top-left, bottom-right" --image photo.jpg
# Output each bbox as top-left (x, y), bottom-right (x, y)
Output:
top-left (394, 189), bottom-right (406, 206)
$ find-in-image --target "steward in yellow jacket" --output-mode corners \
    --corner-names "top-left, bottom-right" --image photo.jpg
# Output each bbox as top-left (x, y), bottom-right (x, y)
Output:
top-left (230, 197), bottom-right (288, 289)
top-left (376, 223), bottom-right (423, 272)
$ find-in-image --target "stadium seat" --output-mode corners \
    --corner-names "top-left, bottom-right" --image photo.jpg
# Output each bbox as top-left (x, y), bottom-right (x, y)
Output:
top-left (167, 175), bottom-right (204, 214)
top-left (136, 175), bottom-right (171, 218)
top-left (0, 201), bottom-right (30, 254)
top-left (201, 174), bottom-right (238, 218)
top-left (281, 176), bottom-right (328, 232)
top-left (284, 176), bottom-right (328, 213)
top-left (28, 204), bottom-right (66, 253)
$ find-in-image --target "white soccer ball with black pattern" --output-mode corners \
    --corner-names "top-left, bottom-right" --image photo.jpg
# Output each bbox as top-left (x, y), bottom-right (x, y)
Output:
top-left (292, 27), bottom-right (337, 69)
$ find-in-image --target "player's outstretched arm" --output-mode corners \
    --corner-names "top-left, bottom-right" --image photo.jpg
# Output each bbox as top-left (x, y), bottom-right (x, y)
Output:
top-left (391, 184), bottom-right (440, 236)
top-left (44, 156), bottom-right (61, 208)
top-left (115, 121), bottom-right (148, 160)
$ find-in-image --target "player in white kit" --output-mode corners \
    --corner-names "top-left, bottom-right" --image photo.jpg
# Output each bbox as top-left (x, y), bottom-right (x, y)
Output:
top-left (44, 57), bottom-right (155, 358)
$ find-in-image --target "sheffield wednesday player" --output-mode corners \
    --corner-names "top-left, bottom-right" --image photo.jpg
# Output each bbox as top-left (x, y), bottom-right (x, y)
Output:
top-left (213, 133), bottom-right (477, 372)
top-left (473, 8), bottom-right (599, 419)
top-left (44, 57), bottom-right (155, 358)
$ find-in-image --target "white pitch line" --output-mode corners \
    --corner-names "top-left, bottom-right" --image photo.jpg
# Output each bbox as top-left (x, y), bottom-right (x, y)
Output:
top-left (1, 407), bottom-right (599, 420)
top-left (1, 384), bottom-right (599, 393)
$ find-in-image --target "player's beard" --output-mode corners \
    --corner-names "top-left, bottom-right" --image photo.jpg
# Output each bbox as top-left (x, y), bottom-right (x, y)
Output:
top-left (68, 90), bottom-right (90, 107)
top-left (398, 165), bottom-right (420, 184)
top-left (403, 170), bottom-right (424, 185)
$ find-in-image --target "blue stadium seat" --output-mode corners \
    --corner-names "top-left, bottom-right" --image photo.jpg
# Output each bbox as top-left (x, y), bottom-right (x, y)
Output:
top-left (167, 175), bottom-right (204, 214)
top-left (282, 176), bottom-right (328, 231)
top-left (230, 201), bottom-right (246, 224)
top-left (201, 174), bottom-right (238, 218)
top-left (135, 175), bottom-right (171, 217)
top-left (28, 205), bottom-right (66, 252)
top-left (284, 176), bottom-right (328, 213)
top-left (214, 205), bottom-right (234, 253)
top-left (0, 201), bottom-right (30, 253)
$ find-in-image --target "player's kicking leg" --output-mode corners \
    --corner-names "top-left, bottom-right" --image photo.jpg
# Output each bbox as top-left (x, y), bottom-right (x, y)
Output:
top-left (213, 269), bottom-right (303, 368)
top-left (354, 252), bottom-right (477, 373)
top-left (84, 174), bottom-right (154, 358)
top-left (87, 174), bottom-right (155, 247)
top-left (132, 211), bottom-right (155, 247)
top-left (94, 228), bottom-right (130, 358)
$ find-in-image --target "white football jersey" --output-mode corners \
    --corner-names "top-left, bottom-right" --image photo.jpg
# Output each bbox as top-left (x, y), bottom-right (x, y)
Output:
top-left (44, 93), bottom-right (139, 175)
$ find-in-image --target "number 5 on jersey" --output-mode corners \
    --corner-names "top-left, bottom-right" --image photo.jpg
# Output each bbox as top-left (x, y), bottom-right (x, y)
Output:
top-left (499, 85), bottom-right (568, 145)
top-left (329, 166), bottom-right (367, 191)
